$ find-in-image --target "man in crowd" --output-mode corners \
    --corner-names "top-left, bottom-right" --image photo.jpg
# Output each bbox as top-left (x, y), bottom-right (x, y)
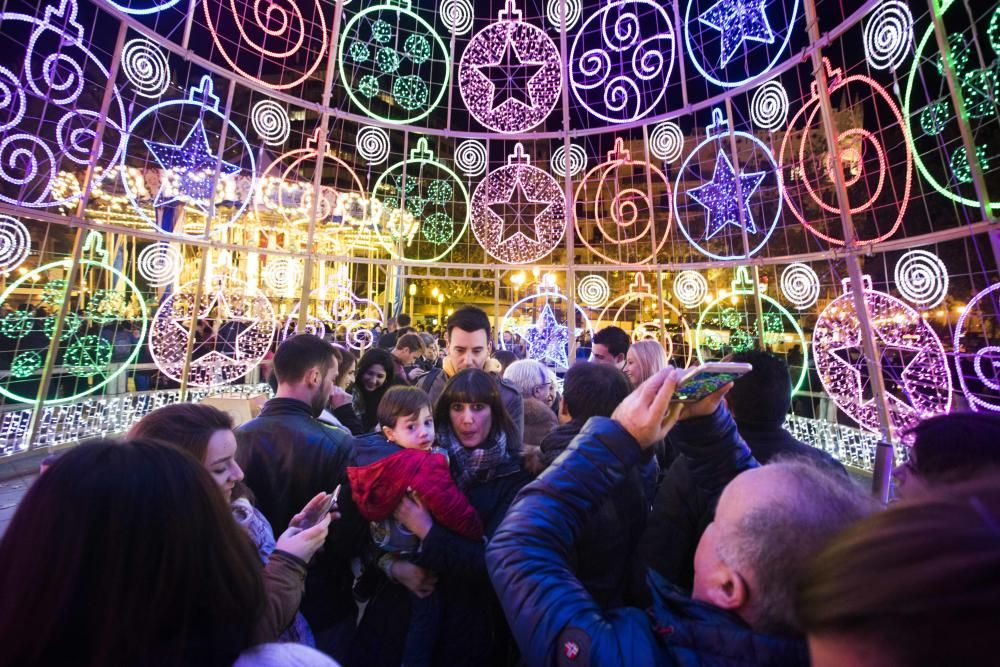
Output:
top-left (418, 306), bottom-right (524, 451)
top-left (390, 332), bottom-right (425, 384)
top-left (488, 368), bottom-right (874, 665)
top-left (235, 334), bottom-right (365, 661)
top-left (589, 326), bottom-right (631, 369)
top-left (378, 313), bottom-right (413, 351)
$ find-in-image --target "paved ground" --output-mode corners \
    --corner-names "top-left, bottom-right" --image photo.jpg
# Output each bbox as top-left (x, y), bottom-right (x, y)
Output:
top-left (0, 452), bottom-right (46, 539)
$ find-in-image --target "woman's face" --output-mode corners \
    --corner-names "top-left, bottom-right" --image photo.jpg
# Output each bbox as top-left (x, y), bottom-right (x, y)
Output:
top-left (425, 342), bottom-right (439, 362)
top-left (339, 361), bottom-right (356, 390)
top-left (361, 364), bottom-right (387, 392)
top-left (450, 401), bottom-right (493, 448)
top-left (624, 348), bottom-right (640, 386)
top-left (204, 429), bottom-right (244, 502)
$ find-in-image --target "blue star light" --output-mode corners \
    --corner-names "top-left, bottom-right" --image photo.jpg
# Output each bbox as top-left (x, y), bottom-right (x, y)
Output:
top-left (688, 150), bottom-right (766, 241)
top-left (145, 119), bottom-right (240, 213)
top-left (522, 303), bottom-right (570, 369)
top-left (698, 0), bottom-right (776, 68)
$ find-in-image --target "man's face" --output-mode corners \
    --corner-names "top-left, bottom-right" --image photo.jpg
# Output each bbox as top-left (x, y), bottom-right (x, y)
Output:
top-left (447, 328), bottom-right (490, 372)
top-left (590, 343), bottom-right (624, 368)
top-left (309, 356), bottom-right (338, 417)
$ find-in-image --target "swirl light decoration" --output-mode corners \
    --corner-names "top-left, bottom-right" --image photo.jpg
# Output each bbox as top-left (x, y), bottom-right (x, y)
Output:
top-left (455, 140), bottom-right (488, 177)
top-left (568, 0), bottom-right (676, 124)
top-left (598, 273), bottom-right (693, 365)
top-left (954, 282), bottom-right (1000, 413)
top-left (459, 0), bottom-right (563, 133)
top-left (0, 215), bottom-right (31, 274)
top-left (779, 262), bottom-right (820, 309)
top-left (250, 100), bottom-right (291, 146)
top-left (501, 283), bottom-right (594, 371)
top-left (281, 312), bottom-right (327, 342)
top-left (299, 279), bottom-right (385, 351)
top-left (262, 257), bottom-right (304, 293)
top-left (551, 144), bottom-right (587, 178)
top-left (779, 60), bottom-right (912, 246)
top-left (0, 0), bottom-right (127, 209)
top-left (672, 270), bottom-right (708, 309)
top-left (122, 38), bottom-right (170, 98)
top-left (137, 242), bottom-right (183, 287)
top-left (894, 250), bottom-right (948, 308)
top-left (546, 0), bottom-right (581, 30)
top-left (577, 274), bottom-right (610, 309)
top-left (814, 276), bottom-right (952, 434)
top-left (357, 126), bottom-right (391, 165)
top-left (862, 1), bottom-right (913, 71)
top-left (202, 0), bottom-right (328, 91)
top-left (441, 0), bottom-right (474, 36)
top-left (750, 80), bottom-right (788, 131)
top-left (649, 121), bottom-right (685, 163)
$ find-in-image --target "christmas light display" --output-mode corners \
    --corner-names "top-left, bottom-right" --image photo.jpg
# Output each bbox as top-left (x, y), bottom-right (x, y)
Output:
top-left (574, 138), bottom-right (672, 265)
top-left (123, 76), bottom-right (256, 237)
top-left (568, 0), bottom-right (676, 124)
top-left (0, 0), bottom-right (127, 209)
top-left (674, 109), bottom-right (780, 260)
top-left (202, 0), bottom-right (328, 91)
top-left (546, 0), bottom-right (581, 30)
top-left (10, 350), bottom-right (43, 379)
top-left (501, 283), bottom-right (593, 371)
top-left (107, 0), bottom-right (181, 15)
top-left (779, 262), bottom-right (819, 309)
top-left (576, 274), bottom-right (610, 309)
top-left (598, 274), bottom-right (693, 366)
top-left (455, 140), bottom-right (488, 177)
top-left (262, 256), bottom-right (304, 293)
top-left (42, 311), bottom-right (82, 341)
top-left (64, 335), bottom-right (113, 377)
top-left (696, 267), bottom-right (806, 393)
top-left (649, 121), bottom-right (685, 163)
top-left (862, 1), bottom-right (913, 71)
top-left (780, 60), bottom-right (911, 246)
top-left (749, 80), bottom-right (788, 131)
top-left (0, 215), bottom-right (30, 274)
top-left (250, 101), bottom-right (291, 147)
top-left (949, 145), bottom-right (990, 185)
top-left (458, 0), bottom-right (562, 133)
top-left (0, 311), bottom-right (33, 339)
top-left (894, 250), bottom-right (948, 308)
top-left (149, 276), bottom-right (276, 388)
top-left (814, 276), bottom-right (952, 434)
top-left (299, 276), bottom-right (385, 351)
top-left (338, 0), bottom-right (450, 123)
top-left (470, 144), bottom-right (566, 265)
top-left (370, 138), bottom-right (469, 262)
top-left (684, 0), bottom-right (799, 88)
top-left (138, 242), bottom-right (183, 287)
top-left (281, 312), bottom-right (327, 342)
top-left (551, 144), bottom-right (587, 178)
top-left (673, 270), bottom-right (709, 309)
top-left (954, 282), bottom-right (1000, 413)
top-left (357, 126), bottom-right (391, 165)
top-left (122, 38), bottom-right (170, 98)
top-left (441, 0), bottom-right (474, 36)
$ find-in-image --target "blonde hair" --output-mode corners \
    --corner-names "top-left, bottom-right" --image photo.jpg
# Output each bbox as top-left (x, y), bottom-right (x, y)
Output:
top-left (626, 340), bottom-right (669, 386)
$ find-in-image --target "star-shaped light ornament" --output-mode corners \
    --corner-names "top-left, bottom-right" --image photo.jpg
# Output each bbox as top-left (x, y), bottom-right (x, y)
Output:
top-left (145, 119), bottom-right (240, 213)
top-left (477, 34), bottom-right (544, 111)
top-left (523, 303), bottom-right (570, 369)
top-left (830, 335), bottom-right (923, 416)
top-left (489, 176), bottom-right (554, 245)
top-left (688, 150), bottom-right (766, 240)
top-left (698, 0), bottom-right (776, 67)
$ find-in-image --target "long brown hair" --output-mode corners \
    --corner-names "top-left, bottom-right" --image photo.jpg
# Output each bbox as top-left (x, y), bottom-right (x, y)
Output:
top-left (0, 439), bottom-right (265, 666)
top-left (128, 402), bottom-right (234, 462)
top-left (434, 368), bottom-right (517, 444)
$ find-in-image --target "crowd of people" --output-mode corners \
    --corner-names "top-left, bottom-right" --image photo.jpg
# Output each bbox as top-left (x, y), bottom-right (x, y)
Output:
top-left (0, 304), bottom-right (997, 666)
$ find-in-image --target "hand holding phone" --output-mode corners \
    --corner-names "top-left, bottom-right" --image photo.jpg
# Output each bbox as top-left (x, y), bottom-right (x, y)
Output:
top-left (672, 362), bottom-right (752, 403)
top-left (297, 485), bottom-right (341, 530)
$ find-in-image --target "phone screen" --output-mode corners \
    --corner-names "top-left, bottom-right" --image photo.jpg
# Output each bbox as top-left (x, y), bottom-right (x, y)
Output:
top-left (673, 371), bottom-right (744, 402)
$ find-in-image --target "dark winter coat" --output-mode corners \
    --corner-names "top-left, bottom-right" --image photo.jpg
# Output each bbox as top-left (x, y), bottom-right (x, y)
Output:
top-left (737, 419), bottom-right (848, 474)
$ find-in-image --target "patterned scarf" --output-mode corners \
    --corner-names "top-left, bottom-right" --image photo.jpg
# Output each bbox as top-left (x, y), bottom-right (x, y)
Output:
top-left (442, 427), bottom-right (509, 491)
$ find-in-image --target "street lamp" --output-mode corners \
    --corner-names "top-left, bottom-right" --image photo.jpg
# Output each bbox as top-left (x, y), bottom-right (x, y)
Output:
top-left (437, 292), bottom-right (445, 323)
top-left (408, 283), bottom-right (417, 319)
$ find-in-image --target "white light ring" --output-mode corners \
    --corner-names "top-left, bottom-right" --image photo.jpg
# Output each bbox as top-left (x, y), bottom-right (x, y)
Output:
top-left (863, 1), bottom-right (913, 71)
top-left (251, 100), bottom-right (291, 146)
top-left (262, 257), bottom-right (303, 292)
top-left (895, 250), bottom-right (948, 307)
top-left (780, 263), bottom-right (821, 309)
top-left (672, 270), bottom-right (708, 309)
top-left (455, 140), bottom-right (487, 177)
top-left (122, 39), bottom-right (170, 98)
top-left (577, 274), bottom-right (610, 308)
top-left (357, 126), bottom-right (391, 165)
top-left (137, 242), bottom-right (183, 287)
top-left (0, 215), bottom-right (30, 273)
top-left (551, 144), bottom-right (587, 178)
top-left (649, 121), bottom-right (684, 163)
top-left (750, 80), bottom-right (788, 131)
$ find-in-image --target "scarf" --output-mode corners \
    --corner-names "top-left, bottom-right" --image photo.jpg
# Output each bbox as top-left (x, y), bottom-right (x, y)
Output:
top-left (443, 427), bottom-right (509, 491)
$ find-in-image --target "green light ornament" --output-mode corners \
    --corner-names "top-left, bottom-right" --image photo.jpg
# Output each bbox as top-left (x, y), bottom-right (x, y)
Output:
top-left (904, 2), bottom-right (1000, 211)
top-left (0, 310), bottom-right (34, 339)
top-left (696, 267), bottom-right (808, 395)
top-left (370, 138), bottom-right (469, 262)
top-left (0, 260), bottom-right (148, 405)
top-left (338, 0), bottom-right (450, 124)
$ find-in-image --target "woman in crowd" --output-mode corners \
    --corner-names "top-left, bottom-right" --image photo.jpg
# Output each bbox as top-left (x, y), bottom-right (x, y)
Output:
top-left (320, 345), bottom-right (365, 434)
top-left (503, 359), bottom-right (559, 475)
top-left (353, 347), bottom-right (401, 432)
top-left (352, 368), bottom-right (530, 666)
top-left (128, 403), bottom-right (332, 646)
top-left (0, 439), bottom-right (265, 666)
top-left (623, 339), bottom-right (669, 389)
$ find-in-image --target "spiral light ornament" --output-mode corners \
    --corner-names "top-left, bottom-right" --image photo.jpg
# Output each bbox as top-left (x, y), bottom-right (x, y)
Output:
top-left (863, 1), bottom-right (913, 71)
top-left (577, 274), bottom-right (610, 309)
top-left (895, 250), bottom-right (948, 307)
top-left (673, 270), bottom-right (708, 309)
top-left (551, 144), bottom-right (587, 178)
top-left (357, 126), bottom-right (390, 165)
top-left (122, 38), bottom-right (170, 98)
top-left (0, 215), bottom-right (30, 274)
top-left (750, 80), bottom-right (789, 131)
top-left (546, 0), bottom-right (581, 31)
top-left (649, 121), bottom-right (684, 163)
top-left (250, 100), bottom-right (291, 146)
top-left (138, 242), bottom-right (183, 287)
top-left (780, 263), bottom-right (821, 309)
top-left (441, 0), bottom-right (474, 36)
top-left (263, 257), bottom-right (303, 293)
top-left (455, 140), bottom-right (487, 177)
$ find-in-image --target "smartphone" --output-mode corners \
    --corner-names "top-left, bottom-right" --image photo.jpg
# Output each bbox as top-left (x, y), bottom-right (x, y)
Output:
top-left (300, 485), bottom-right (340, 529)
top-left (672, 362), bottom-right (753, 402)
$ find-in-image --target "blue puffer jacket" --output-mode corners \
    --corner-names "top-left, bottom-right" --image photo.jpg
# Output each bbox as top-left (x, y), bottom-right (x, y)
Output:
top-left (486, 408), bottom-right (809, 666)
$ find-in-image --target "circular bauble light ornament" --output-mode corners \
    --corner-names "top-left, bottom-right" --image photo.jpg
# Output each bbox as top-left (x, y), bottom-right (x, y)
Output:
top-left (149, 276), bottom-right (276, 388)
top-left (598, 273), bottom-right (694, 367)
top-left (813, 275), bottom-right (952, 434)
top-left (470, 143), bottom-right (566, 265)
top-left (573, 138), bottom-right (672, 265)
top-left (459, 0), bottom-right (562, 133)
top-left (954, 282), bottom-right (1000, 413)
